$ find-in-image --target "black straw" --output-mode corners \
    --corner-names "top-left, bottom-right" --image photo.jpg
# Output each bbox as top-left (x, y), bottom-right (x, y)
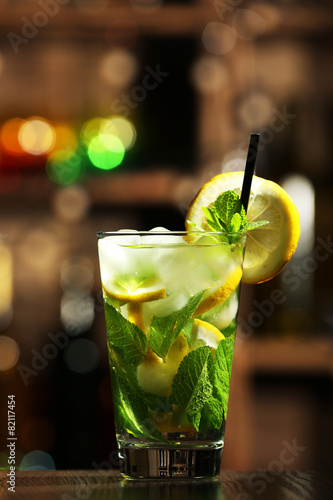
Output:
top-left (240, 133), bottom-right (260, 213)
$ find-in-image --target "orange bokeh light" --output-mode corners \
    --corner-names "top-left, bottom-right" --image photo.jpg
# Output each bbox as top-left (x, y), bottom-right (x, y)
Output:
top-left (0, 118), bottom-right (25, 155)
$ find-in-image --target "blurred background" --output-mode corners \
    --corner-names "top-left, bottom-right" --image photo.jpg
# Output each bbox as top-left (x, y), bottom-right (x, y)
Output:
top-left (0, 0), bottom-right (332, 472)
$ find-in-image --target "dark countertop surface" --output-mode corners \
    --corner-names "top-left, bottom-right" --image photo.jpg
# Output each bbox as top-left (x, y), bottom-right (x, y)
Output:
top-left (1, 469), bottom-right (332, 499)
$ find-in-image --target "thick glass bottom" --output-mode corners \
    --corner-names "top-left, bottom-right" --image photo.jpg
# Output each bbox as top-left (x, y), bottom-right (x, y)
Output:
top-left (118, 445), bottom-right (223, 480)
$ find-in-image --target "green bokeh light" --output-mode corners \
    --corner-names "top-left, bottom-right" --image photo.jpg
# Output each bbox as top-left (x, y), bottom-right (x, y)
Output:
top-left (46, 149), bottom-right (82, 185)
top-left (87, 134), bottom-right (124, 170)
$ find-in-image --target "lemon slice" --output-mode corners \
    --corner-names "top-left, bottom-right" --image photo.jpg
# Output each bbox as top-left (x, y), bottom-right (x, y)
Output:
top-left (103, 276), bottom-right (166, 303)
top-left (126, 302), bottom-right (146, 332)
top-left (186, 171), bottom-right (300, 284)
top-left (199, 290), bottom-right (239, 331)
top-left (188, 318), bottom-right (225, 350)
top-left (194, 266), bottom-right (242, 316)
top-left (137, 349), bottom-right (178, 397)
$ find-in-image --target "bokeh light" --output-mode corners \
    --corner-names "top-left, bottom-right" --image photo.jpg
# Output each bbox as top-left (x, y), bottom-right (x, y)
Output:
top-left (20, 450), bottom-right (56, 471)
top-left (98, 50), bottom-right (138, 88)
top-left (61, 256), bottom-right (94, 294)
top-left (52, 124), bottom-right (78, 152)
top-left (52, 186), bottom-right (90, 223)
top-left (64, 339), bottom-right (100, 374)
top-left (0, 242), bottom-right (13, 330)
top-left (222, 150), bottom-right (247, 173)
top-left (81, 117), bottom-right (105, 146)
top-left (101, 116), bottom-right (136, 151)
top-left (191, 56), bottom-right (229, 94)
top-left (232, 9), bottom-right (267, 41)
top-left (18, 117), bottom-right (56, 155)
top-left (19, 230), bottom-right (58, 272)
top-left (202, 22), bottom-right (237, 56)
top-left (281, 174), bottom-right (315, 257)
top-left (88, 134), bottom-right (124, 170)
top-left (237, 92), bottom-right (274, 129)
top-left (61, 294), bottom-right (95, 335)
top-left (0, 118), bottom-right (25, 155)
top-left (105, 19), bottom-right (139, 50)
top-left (46, 149), bottom-right (82, 185)
top-left (0, 336), bottom-right (19, 370)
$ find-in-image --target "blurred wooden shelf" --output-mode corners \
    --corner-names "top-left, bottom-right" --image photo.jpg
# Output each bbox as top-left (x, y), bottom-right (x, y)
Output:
top-left (0, 2), bottom-right (332, 37)
top-left (234, 337), bottom-right (333, 375)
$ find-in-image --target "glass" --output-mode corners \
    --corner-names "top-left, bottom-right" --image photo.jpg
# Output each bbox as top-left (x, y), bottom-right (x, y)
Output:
top-left (97, 230), bottom-right (246, 479)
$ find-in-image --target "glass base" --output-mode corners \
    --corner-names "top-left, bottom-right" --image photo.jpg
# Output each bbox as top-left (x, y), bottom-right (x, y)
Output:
top-left (119, 445), bottom-right (223, 480)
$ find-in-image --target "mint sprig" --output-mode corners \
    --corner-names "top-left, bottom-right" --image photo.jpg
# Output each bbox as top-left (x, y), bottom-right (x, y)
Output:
top-left (111, 369), bottom-right (165, 442)
top-left (104, 302), bottom-right (148, 366)
top-left (171, 346), bottom-right (214, 429)
top-left (149, 290), bottom-right (205, 359)
top-left (170, 336), bottom-right (235, 432)
top-left (187, 190), bottom-right (269, 243)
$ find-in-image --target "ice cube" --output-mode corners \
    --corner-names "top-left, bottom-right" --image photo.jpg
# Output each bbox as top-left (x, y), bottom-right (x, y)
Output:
top-left (145, 289), bottom-right (190, 318)
top-left (200, 290), bottom-right (239, 331)
top-left (140, 227), bottom-right (184, 246)
top-left (98, 230), bottom-right (141, 282)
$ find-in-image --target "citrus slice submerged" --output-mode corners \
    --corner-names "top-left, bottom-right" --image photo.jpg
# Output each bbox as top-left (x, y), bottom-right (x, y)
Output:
top-left (186, 171), bottom-right (300, 284)
top-left (188, 318), bottom-right (225, 350)
top-left (103, 276), bottom-right (166, 303)
top-left (194, 266), bottom-right (242, 316)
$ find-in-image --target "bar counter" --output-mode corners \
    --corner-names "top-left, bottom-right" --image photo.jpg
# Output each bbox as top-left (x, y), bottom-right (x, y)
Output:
top-left (0, 469), bottom-right (332, 499)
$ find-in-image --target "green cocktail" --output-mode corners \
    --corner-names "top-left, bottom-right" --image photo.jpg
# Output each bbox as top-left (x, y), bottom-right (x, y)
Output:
top-left (97, 229), bottom-right (245, 479)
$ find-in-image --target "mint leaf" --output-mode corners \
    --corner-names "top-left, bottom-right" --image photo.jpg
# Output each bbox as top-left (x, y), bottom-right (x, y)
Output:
top-left (200, 189), bottom-right (269, 244)
top-left (206, 218), bottom-right (222, 233)
top-left (111, 369), bottom-right (165, 442)
top-left (171, 346), bottom-right (214, 430)
top-left (213, 337), bottom-right (235, 419)
top-left (193, 336), bottom-right (235, 432)
top-left (230, 212), bottom-right (241, 233)
top-left (214, 191), bottom-right (241, 225)
top-left (104, 302), bottom-right (148, 366)
top-left (198, 392), bottom-right (224, 432)
top-left (150, 291), bottom-right (205, 359)
top-left (181, 318), bottom-right (194, 345)
top-left (202, 207), bottom-right (221, 232)
top-left (244, 220), bottom-right (269, 231)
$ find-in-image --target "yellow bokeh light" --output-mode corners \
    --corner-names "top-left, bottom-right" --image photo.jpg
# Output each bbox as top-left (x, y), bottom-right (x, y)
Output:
top-left (0, 336), bottom-right (20, 371)
top-left (101, 116), bottom-right (136, 151)
top-left (81, 117), bottom-right (105, 146)
top-left (18, 117), bottom-right (56, 155)
top-left (52, 124), bottom-right (78, 152)
top-left (0, 242), bottom-right (13, 330)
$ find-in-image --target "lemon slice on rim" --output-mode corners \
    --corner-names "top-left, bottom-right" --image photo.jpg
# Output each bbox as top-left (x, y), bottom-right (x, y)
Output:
top-left (103, 276), bottom-right (166, 303)
top-left (194, 266), bottom-right (242, 316)
top-left (186, 171), bottom-right (300, 284)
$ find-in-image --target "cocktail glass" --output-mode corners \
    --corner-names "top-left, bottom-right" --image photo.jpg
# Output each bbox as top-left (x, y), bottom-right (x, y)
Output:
top-left (97, 230), bottom-right (245, 479)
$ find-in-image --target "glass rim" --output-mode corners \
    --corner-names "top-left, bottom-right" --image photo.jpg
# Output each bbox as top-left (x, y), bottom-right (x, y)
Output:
top-left (97, 230), bottom-right (246, 239)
